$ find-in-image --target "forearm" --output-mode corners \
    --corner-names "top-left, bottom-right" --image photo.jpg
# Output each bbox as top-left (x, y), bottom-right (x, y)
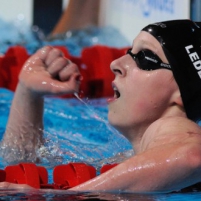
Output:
top-left (1, 84), bottom-right (44, 162)
top-left (70, 144), bottom-right (201, 192)
top-left (1, 46), bottom-right (81, 163)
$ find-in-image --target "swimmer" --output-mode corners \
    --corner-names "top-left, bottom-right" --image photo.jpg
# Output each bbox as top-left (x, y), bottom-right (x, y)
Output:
top-left (1, 19), bottom-right (201, 192)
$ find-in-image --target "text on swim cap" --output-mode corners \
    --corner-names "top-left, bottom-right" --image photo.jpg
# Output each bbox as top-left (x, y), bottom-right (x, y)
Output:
top-left (185, 45), bottom-right (201, 79)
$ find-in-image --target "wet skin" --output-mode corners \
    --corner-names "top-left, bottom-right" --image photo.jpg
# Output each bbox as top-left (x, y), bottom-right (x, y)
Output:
top-left (1, 31), bottom-right (201, 192)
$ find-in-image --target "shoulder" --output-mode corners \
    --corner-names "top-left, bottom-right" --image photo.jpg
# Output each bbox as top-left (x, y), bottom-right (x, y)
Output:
top-left (147, 116), bottom-right (201, 136)
top-left (140, 116), bottom-right (201, 152)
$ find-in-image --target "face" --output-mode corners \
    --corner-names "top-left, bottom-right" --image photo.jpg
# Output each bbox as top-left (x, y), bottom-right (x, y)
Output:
top-left (108, 31), bottom-right (179, 137)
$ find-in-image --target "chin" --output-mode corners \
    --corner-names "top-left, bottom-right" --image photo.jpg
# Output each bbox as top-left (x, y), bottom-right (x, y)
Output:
top-left (108, 112), bottom-right (115, 125)
top-left (108, 115), bottom-right (122, 132)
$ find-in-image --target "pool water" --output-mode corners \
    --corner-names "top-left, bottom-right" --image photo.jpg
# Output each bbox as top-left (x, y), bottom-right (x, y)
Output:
top-left (0, 189), bottom-right (201, 200)
top-left (0, 17), bottom-right (130, 57)
top-left (0, 88), bottom-right (133, 179)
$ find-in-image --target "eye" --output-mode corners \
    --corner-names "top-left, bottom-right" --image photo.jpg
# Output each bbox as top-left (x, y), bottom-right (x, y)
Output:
top-left (135, 50), bottom-right (159, 71)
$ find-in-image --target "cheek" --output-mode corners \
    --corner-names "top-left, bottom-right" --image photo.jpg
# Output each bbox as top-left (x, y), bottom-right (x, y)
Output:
top-left (125, 74), bottom-right (172, 116)
top-left (137, 79), bottom-right (175, 115)
top-left (122, 72), bottom-right (152, 112)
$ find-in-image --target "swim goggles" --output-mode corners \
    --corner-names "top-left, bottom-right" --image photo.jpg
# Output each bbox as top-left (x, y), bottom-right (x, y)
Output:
top-left (127, 48), bottom-right (171, 71)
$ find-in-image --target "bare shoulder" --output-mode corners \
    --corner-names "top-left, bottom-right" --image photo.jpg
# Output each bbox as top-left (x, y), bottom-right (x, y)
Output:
top-left (151, 116), bottom-right (201, 134)
top-left (141, 117), bottom-right (201, 151)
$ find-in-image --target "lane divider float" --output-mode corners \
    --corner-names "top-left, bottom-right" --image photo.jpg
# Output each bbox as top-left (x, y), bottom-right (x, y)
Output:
top-left (0, 163), bottom-right (118, 189)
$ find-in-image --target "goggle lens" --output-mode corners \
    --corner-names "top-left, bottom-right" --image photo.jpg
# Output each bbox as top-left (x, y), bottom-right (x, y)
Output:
top-left (127, 48), bottom-right (171, 71)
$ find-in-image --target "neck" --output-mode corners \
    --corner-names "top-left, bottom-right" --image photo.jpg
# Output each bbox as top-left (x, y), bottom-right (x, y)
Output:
top-left (120, 124), bottom-right (150, 154)
top-left (121, 106), bottom-right (187, 154)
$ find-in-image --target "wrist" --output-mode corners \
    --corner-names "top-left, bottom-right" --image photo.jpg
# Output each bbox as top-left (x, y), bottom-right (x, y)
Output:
top-left (16, 82), bottom-right (44, 100)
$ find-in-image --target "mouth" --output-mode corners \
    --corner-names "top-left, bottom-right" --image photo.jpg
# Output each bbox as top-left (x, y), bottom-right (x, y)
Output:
top-left (113, 85), bottom-right (120, 99)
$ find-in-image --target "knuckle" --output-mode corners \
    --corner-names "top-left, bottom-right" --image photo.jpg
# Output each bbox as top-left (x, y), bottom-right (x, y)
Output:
top-left (51, 48), bottom-right (63, 57)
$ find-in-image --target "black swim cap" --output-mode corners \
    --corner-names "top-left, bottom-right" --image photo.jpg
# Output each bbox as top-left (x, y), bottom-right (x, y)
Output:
top-left (142, 20), bottom-right (201, 122)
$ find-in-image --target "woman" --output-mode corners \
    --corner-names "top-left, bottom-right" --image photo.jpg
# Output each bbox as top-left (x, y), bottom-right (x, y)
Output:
top-left (1, 19), bottom-right (201, 192)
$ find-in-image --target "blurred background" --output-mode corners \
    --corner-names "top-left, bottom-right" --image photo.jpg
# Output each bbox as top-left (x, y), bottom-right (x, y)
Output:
top-left (0, 0), bottom-right (198, 44)
top-left (0, 0), bottom-right (198, 93)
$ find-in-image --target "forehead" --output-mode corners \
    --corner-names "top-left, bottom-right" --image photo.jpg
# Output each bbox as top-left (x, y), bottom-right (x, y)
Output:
top-left (132, 31), bottom-right (168, 63)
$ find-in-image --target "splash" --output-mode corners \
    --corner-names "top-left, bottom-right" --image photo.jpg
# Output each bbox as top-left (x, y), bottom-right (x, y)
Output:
top-left (74, 92), bottom-right (108, 124)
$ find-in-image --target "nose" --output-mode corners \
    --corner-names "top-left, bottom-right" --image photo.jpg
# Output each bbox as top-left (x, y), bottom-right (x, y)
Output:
top-left (110, 56), bottom-right (127, 77)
